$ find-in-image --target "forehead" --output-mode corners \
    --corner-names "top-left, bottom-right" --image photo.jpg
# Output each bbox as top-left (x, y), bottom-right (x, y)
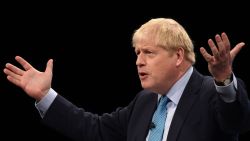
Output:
top-left (135, 45), bottom-right (156, 50)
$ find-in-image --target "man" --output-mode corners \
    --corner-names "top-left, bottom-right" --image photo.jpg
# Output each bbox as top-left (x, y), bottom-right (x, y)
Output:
top-left (3, 18), bottom-right (249, 141)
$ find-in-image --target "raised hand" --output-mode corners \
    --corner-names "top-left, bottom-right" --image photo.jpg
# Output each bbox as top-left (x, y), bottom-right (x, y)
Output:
top-left (200, 32), bottom-right (245, 82)
top-left (3, 56), bottom-right (53, 101)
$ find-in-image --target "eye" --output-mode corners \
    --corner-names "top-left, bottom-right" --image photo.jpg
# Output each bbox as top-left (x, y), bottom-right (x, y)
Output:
top-left (144, 50), bottom-right (153, 54)
top-left (135, 50), bottom-right (140, 56)
top-left (144, 50), bottom-right (153, 55)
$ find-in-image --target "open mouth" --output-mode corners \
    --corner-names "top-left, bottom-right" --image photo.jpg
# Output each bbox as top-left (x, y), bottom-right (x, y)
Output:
top-left (139, 72), bottom-right (148, 79)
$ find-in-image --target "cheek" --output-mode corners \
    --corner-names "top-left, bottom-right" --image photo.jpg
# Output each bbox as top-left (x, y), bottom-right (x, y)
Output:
top-left (153, 64), bottom-right (170, 77)
top-left (161, 60), bottom-right (174, 71)
top-left (155, 61), bottom-right (176, 77)
top-left (150, 56), bottom-right (177, 78)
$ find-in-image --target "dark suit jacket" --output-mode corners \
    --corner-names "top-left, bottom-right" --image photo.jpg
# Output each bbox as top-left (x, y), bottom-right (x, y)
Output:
top-left (43, 69), bottom-right (249, 141)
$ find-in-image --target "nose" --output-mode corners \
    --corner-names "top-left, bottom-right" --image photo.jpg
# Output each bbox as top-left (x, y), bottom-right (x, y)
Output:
top-left (136, 54), bottom-right (145, 67)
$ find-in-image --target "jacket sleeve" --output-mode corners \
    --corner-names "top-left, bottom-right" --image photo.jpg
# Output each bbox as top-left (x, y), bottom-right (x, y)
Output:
top-left (42, 94), bottom-right (137, 141)
top-left (214, 78), bottom-right (250, 134)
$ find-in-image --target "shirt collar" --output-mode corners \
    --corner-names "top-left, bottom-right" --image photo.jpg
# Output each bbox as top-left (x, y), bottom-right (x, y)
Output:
top-left (158, 66), bottom-right (193, 105)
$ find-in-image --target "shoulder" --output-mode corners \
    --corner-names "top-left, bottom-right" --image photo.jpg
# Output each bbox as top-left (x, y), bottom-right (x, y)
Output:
top-left (189, 68), bottom-right (215, 92)
top-left (130, 89), bottom-right (158, 106)
top-left (192, 68), bottom-right (214, 84)
top-left (135, 89), bottom-right (157, 101)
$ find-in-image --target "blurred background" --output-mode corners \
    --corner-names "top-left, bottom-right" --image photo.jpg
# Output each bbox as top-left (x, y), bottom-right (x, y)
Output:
top-left (1, 1), bottom-right (249, 140)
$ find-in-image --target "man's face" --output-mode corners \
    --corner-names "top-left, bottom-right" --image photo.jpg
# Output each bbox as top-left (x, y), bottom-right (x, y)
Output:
top-left (135, 42), bottom-right (178, 94)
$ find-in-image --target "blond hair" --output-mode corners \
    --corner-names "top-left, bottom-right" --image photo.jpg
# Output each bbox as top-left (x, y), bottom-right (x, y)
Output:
top-left (132, 18), bottom-right (195, 64)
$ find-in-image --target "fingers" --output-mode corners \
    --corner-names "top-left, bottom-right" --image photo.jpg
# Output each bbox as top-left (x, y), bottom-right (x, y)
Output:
top-left (200, 47), bottom-right (213, 62)
top-left (207, 33), bottom-right (231, 59)
top-left (4, 68), bottom-right (22, 87)
top-left (215, 34), bottom-right (226, 57)
top-left (3, 67), bottom-right (21, 81)
top-left (15, 56), bottom-right (33, 71)
top-left (231, 42), bottom-right (245, 60)
top-left (45, 59), bottom-right (53, 75)
top-left (6, 76), bottom-right (21, 87)
top-left (5, 63), bottom-right (24, 76)
top-left (203, 32), bottom-right (245, 64)
top-left (221, 32), bottom-right (230, 52)
top-left (208, 39), bottom-right (219, 58)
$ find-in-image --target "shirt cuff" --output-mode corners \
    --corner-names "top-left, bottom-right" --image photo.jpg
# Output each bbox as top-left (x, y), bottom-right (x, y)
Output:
top-left (35, 88), bottom-right (57, 118)
top-left (215, 74), bottom-right (237, 103)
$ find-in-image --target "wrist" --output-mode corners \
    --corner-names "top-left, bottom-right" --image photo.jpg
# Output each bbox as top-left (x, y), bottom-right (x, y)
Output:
top-left (214, 74), bottom-right (233, 86)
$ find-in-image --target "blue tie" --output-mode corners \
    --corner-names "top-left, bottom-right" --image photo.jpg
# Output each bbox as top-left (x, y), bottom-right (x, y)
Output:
top-left (148, 96), bottom-right (169, 141)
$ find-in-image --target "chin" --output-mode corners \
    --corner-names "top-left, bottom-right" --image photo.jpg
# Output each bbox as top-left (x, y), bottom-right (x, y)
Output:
top-left (141, 83), bottom-right (150, 89)
top-left (141, 83), bottom-right (153, 90)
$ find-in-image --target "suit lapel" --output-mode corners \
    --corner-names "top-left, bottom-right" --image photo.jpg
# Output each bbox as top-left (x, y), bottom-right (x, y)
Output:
top-left (131, 92), bottom-right (158, 141)
top-left (167, 69), bottom-right (203, 141)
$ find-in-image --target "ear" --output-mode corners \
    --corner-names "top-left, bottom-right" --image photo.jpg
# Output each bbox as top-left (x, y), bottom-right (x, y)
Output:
top-left (176, 47), bottom-right (185, 67)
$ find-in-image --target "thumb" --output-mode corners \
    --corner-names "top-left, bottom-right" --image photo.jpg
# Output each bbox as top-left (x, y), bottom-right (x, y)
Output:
top-left (45, 59), bottom-right (53, 75)
top-left (231, 42), bottom-right (245, 60)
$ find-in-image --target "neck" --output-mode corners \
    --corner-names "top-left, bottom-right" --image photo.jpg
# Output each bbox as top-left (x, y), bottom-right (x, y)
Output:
top-left (160, 62), bottom-right (192, 95)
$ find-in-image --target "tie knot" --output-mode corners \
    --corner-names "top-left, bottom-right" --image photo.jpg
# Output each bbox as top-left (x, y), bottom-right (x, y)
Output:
top-left (159, 96), bottom-right (169, 107)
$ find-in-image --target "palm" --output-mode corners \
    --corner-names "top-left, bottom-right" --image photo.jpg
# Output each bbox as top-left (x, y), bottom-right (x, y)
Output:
top-left (21, 68), bottom-right (52, 99)
top-left (207, 50), bottom-right (231, 80)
